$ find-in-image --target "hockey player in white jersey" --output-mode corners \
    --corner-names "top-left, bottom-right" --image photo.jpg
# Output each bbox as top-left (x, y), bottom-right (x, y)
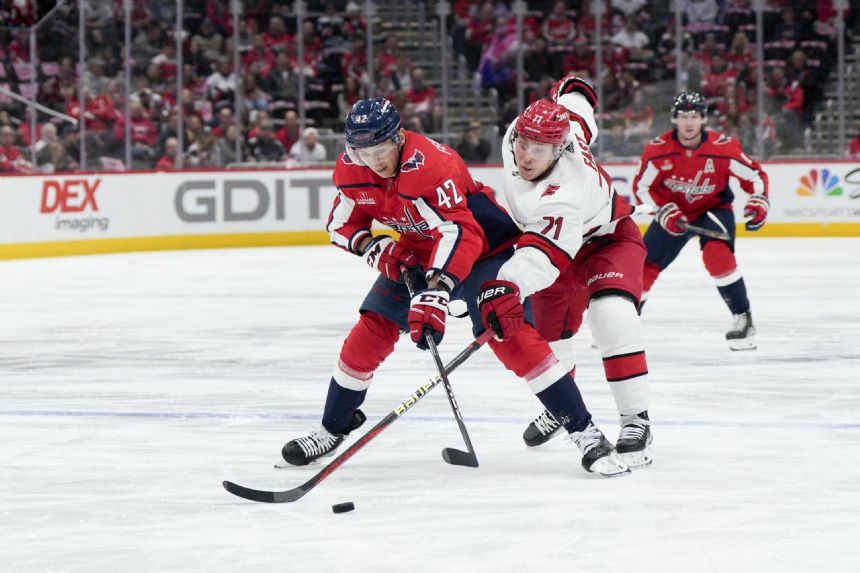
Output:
top-left (476, 75), bottom-right (653, 468)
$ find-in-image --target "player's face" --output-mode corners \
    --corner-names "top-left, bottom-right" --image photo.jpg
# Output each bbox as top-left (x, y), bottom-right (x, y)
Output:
top-left (674, 111), bottom-right (705, 143)
top-left (353, 140), bottom-right (399, 178)
top-left (513, 135), bottom-right (557, 181)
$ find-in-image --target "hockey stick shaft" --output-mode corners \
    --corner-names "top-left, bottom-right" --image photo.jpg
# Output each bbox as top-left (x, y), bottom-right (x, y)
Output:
top-left (222, 330), bottom-right (493, 503)
top-left (678, 221), bottom-right (731, 241)
top-left (401, 266), bottom-right (479, 467)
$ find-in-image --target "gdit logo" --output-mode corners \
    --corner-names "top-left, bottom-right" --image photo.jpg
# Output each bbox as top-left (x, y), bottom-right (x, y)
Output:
top-left (796, 169), bottom-right (843, 197)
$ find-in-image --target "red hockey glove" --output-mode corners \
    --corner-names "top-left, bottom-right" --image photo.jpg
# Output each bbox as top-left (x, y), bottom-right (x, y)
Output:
top-left (550, 74), bottom-right (598, 110)
top-left (655, 202), bottom-right (689, 236)
top-left (744, 194), bottom-right (769, 231)
top-left (408, 288), bottom-right (450, 350)
top-left (361, 236), bottom-right (418, 282)
top-left (477, 280), bottom-right (524, 341)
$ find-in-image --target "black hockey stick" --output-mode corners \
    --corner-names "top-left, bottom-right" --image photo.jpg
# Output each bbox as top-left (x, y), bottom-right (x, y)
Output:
top-left (222, 330), bottom-right (492, 503)
top-left (678, 221), bottom-right (731, 241)
top-left (401, 266), bottom-right (480, 468)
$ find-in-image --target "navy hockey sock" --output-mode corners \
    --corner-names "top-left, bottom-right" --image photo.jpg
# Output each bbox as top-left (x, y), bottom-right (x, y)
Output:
top-left (321, 378), bottom-right (367, 434)
top-left (535, 374), bottom-right (592, 433)
top-left (718, 278), bottom-right (751, 315)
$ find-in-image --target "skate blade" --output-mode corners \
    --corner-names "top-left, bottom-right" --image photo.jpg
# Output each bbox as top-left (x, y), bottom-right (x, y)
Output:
top-left (587, 454), bottom-right (631, 478)
top-left (727, 337), bottom-right (757, 351)
top-left (617, 449), bottom-right (653, 469)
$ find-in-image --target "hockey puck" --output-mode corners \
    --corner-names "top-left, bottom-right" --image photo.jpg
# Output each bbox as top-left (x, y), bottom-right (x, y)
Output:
top-left (332, 502), bottom-right (355, 514)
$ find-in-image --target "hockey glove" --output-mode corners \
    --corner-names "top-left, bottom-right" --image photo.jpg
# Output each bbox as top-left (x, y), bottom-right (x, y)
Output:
top-left (550, 74), bottom-right (598, 110)
top-left (477, 280), bottom-right (524, 341)
top-left (743, 194), bottom-right (769, 231)
top-left (408, 288), bottom-right (450, 350)
top-left (361, 236), bottom-right (418, 282)
top-left (655, 202), bottom-right (689, 236)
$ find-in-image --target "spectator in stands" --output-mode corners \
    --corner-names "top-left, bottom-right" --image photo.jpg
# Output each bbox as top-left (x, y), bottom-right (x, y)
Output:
top-left (156, 136), bottom-right (179, 170)
top-left (766, 65), bottom-right (804, 150)
top-left (701, 54), bottom-right (738, 101)
top-left (60, 125), bottom-right (80, 170)
top-left (560, 38), bottom-right (596, 78)
top-left (152, 40), bottom-right (178, 82)
top-left (86, 57), bottom-right (110, 96)
top-left (542, 1), bottom-right (576, 47)
top-left (317, 2), bottom-right (345, 46)
top-left (524, 35), bottom-right (555, 82)
top-left (248, 122), bottom-right (286, 162)
top-left (342, 2), bottom-right (368, 40)
top-left (685, 0), bottom-right (719, 29)
top-left (211, 107), bottom-right (234, 138)
top-left (612, 17), bottom-right (654, 61)
top-left (694, 32), bottom-right (721, 69)
top-left (377, 34), bottom-right (403, 80)
top-left (213, 124), bottom-right (242, 166)
top-left (206, 57), bottom-right (237, 103)
top-left (337, 76), bottom-right (365, 119)
top-left (289, 127), bottom-right (327, 166)
top-left (726, 31), bottom-right (754, 72)
top-left (243, 34), bottom-right (277, 77)
top-left (612, 0), bottom-right (648, 18)
top-left (132, 25), bottom-right (164, 68)
top-left (406, 67), bottom-right (439, 129)
top-left (239, 73), bottom-right (270, 114)
top-left (190, 18), bottom-right (225, 69)
top-left (186, 129), bottom-right (216, 168)
top-left (623, 88), bottom-right (654, 145)
top-left (455, 120), bottom-right (491, 164)
top-left (113, 101), bottom-right (159, 165)
top-left (277, 110), bottom-right (301, 153)
top-left (264, 16), bottom-right (293, 54)
top-left (465, 2), bottom-right (496, 71)
top-left (262, 52), bottom-right (300, 107)
top-left (846, 123), bottom-right (860, 160)
top-left (787, 49), bottom-right (820, 123)
top-left (342, 35), bottom-right (369, 82)
top-left (35, 124), bottom-right (59, 170)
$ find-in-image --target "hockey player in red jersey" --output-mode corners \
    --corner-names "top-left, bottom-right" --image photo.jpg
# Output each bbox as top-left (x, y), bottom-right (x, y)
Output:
top-left (477, 76), bottom-right (653, 469)
top-left (281, 97), bottom-right (628, 477)
top-left (632, 91), bottom-right (769, 350)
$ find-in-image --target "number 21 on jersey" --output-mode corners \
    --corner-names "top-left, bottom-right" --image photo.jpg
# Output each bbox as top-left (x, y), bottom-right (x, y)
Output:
top-left (436, 179), bottom-right (463, 208)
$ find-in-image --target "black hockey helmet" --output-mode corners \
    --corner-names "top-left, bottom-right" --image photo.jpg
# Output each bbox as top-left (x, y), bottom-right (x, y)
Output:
top-left (671, 91), bottom-right (707, 118)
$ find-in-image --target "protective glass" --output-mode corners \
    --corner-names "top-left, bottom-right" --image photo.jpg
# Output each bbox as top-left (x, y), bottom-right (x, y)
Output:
top-left (513, 135), bottom-right (560, 161)
top-left (346, 140), bottom-right (399, 167)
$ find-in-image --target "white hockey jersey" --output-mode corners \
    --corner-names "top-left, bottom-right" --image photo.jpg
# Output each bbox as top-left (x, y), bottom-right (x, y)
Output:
top-left (496, 93), bottom-right (634, 299)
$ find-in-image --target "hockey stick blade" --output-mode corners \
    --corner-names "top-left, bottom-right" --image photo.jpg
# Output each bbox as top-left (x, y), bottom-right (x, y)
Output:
top-left (442, 447), bottom-right (479, 467)
top-left (678, 221), bottom-right (731, 241)
top-left (222, 331), bottom-right (493, 504)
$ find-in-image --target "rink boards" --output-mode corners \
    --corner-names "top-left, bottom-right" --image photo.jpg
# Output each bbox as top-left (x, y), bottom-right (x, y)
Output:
top-left (1, 159), bottom-right (859, 259)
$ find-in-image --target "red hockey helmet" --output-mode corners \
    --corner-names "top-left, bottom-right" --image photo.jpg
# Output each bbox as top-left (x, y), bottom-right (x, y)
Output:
top-left (513, 99), bottom-right (570, 145)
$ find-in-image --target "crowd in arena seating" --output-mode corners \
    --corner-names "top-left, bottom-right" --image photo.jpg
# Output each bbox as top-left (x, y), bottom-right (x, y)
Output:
top-left (0, 0), bottom-right (855, 173)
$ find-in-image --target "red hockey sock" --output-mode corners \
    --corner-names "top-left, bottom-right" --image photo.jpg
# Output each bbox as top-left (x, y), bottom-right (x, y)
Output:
top-left (338, 312), bottom-right (400, 376)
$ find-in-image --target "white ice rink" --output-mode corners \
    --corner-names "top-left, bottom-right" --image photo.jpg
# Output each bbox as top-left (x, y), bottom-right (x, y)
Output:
top-left (2, 238), bottom-right (859, 572)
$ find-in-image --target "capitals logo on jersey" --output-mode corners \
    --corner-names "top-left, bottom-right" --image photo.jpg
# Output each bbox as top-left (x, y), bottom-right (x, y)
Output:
top-left (400, 149), bottom-right (425, 173)
top-left (664, 170), bottom-right (716, 203)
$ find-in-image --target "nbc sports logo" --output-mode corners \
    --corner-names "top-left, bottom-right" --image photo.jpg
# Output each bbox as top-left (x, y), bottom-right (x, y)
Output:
top-left (795, 169), bottom-right (843, 197)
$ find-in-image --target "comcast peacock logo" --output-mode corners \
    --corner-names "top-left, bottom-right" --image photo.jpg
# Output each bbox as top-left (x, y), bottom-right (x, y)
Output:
top-left (796, 169), bottom-right (843, 197)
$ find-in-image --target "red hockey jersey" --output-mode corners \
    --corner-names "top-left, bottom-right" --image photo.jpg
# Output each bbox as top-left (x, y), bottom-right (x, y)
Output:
top-left (632, 129), bottom-right (768, 221)
top-left (328, 131), bottom-right (516, 286)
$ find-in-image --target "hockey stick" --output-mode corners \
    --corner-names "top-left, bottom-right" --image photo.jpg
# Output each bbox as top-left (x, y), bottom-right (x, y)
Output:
top-left (401, 266), bottom-right (480, 468)
top-left (222, 330), bottom-right (493, 503)
top-left (678, 221), bottom-right (731, 241)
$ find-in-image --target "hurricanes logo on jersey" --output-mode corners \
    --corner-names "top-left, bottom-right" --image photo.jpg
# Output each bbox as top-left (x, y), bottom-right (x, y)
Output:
top-left (400, 149), bottom-right (425, 172)
top-left (541, 184), bottom-right (560, 198)
top-left (664, 170), bottom-right (716, 203)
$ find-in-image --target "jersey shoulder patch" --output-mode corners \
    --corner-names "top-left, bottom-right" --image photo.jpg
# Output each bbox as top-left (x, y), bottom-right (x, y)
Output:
top-left (400, 148), bottom-right (425, 172)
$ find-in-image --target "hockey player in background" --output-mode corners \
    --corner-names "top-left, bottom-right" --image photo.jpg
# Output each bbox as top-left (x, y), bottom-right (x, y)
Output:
top-left (632, 92), bottom-right (769, 350)
top-left (477, 76), bottom-right (653, 469)
top-left (280, 97), bottom-right (629, 477)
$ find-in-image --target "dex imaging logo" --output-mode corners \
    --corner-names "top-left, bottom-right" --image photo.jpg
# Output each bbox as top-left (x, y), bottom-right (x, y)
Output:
top-left (795, 169), bottom-right (843, 197)
top-left (40, 178), bottom-right (110, 233)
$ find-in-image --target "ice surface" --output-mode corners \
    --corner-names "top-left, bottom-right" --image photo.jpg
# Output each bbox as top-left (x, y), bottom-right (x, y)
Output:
top-left (2, 238), bottom-right (859, 572)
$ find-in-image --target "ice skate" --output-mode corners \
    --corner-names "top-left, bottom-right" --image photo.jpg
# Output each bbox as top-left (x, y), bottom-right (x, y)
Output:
top-left (726, 310), bottom-right (756, 351)
top-left (616, 411), bottom-right (653, 468)
top-left (523, 409), bottom-right (563, 447)
top-left (278, 409), bottom-right (366, 467)
top-left (568, 422), bottom-right (630, 477)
